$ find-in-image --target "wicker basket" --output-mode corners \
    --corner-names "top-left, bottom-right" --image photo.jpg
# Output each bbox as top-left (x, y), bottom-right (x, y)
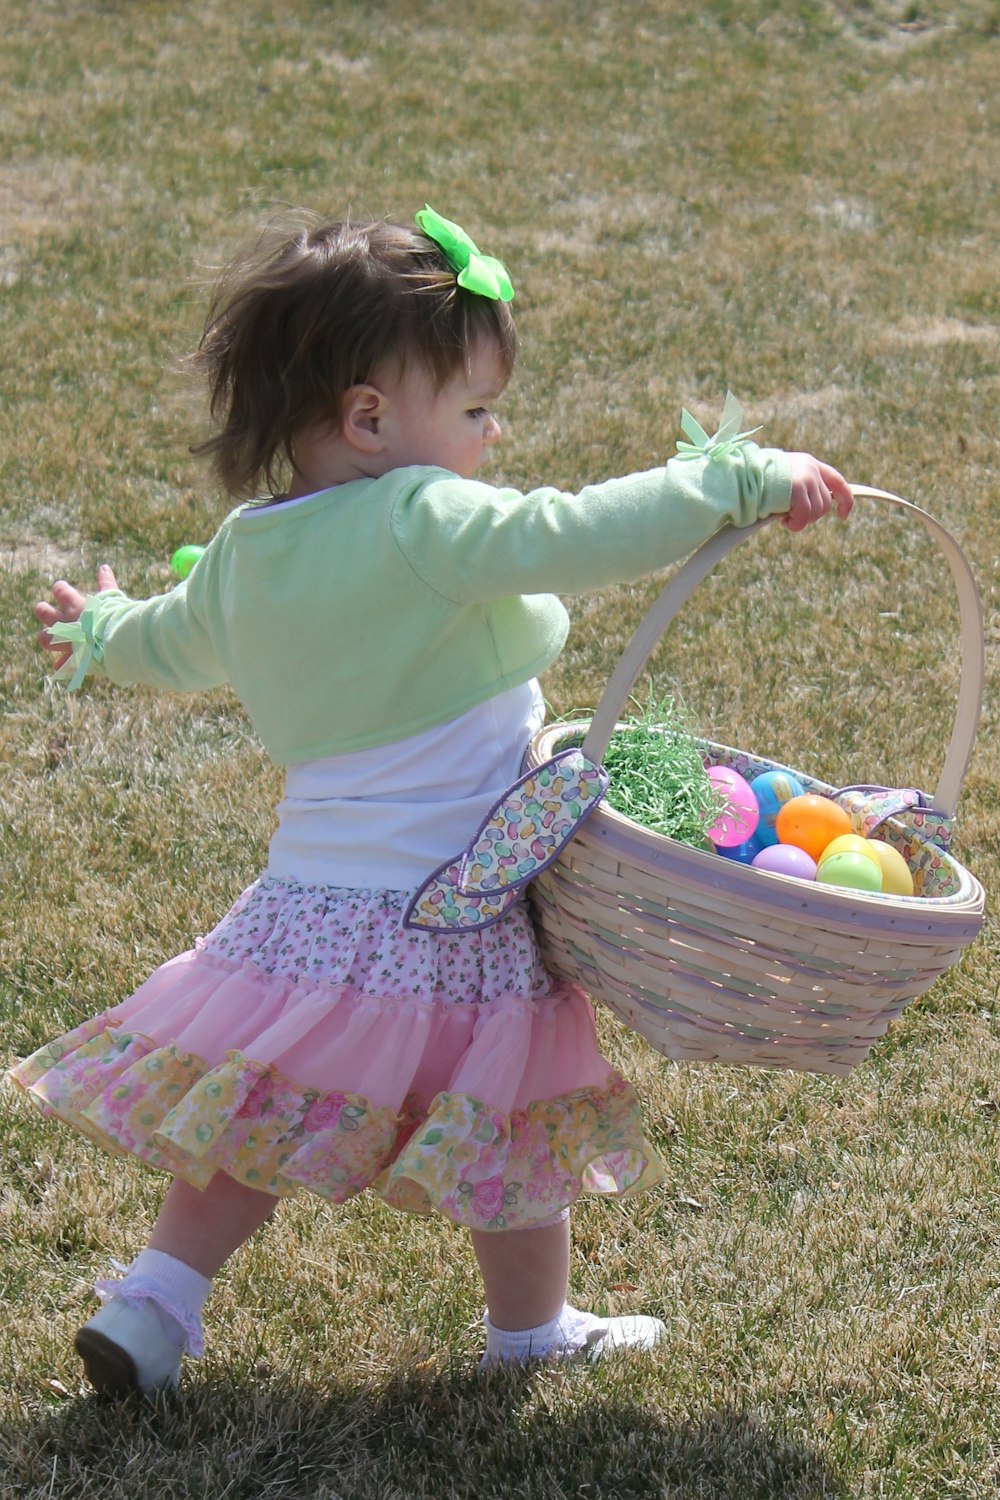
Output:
top-left (525, 488), bottom-right (986, 1076)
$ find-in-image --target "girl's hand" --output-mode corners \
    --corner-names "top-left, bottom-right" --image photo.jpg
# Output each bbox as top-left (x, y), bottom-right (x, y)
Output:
top-left (35, 564), bottom-right (119, 669)
top-left (782, 455), bottom-right (854, 533)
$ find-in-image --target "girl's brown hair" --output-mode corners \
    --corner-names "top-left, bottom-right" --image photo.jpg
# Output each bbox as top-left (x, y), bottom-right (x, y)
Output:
top-left (189, 213), bottom-right (518, 498)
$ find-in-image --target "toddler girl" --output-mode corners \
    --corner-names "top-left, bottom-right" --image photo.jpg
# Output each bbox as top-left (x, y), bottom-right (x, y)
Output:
top-left (16, 205), bottom-right (852, 1397)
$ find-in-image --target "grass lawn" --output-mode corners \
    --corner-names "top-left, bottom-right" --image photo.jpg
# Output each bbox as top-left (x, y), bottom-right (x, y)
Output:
top-left (2, 2), bottom-right (999, 1496)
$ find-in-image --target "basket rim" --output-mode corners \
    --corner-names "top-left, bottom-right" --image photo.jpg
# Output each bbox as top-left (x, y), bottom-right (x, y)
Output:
top-left (527, 721), bottom-right (985, 932)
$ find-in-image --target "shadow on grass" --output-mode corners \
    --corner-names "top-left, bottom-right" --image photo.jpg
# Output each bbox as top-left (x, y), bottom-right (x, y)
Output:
top-left (2, 1361), bottom-right (845, 1500)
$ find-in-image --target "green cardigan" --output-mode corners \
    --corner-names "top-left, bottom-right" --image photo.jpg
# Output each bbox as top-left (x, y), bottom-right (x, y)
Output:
top-left (55, 447), bottom-right (791, 763)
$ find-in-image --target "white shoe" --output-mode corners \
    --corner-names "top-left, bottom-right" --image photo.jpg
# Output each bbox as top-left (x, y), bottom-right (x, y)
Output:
top-left (75, 1296), bottom-right (185, 1398)
top-left (574, 1313), bottom-right (667, 1363)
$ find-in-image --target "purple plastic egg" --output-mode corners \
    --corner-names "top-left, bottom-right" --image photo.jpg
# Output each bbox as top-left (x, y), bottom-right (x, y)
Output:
top-left (751, 844), bottom-right (818, 880)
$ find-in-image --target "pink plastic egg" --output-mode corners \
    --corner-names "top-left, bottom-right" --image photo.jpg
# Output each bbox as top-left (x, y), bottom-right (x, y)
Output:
top-left (705, 765), bottom-right (760, 848)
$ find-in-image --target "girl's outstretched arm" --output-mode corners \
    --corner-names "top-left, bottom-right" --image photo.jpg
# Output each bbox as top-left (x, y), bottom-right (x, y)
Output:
top-left (33, 535), bottom-right (228, 696)
top-left (35, 564), bottom-right (120, 668)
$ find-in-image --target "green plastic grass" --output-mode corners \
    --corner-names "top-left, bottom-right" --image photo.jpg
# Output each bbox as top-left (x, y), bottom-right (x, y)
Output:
top-left (568, 692), bottom-right (726, 847)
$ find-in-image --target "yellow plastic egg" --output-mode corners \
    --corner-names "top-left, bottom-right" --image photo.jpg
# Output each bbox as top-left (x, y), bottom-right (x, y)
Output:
top-left (818, 833), bottom-right (880, 868)
top-left (867, 839), bottom-right (915, 897)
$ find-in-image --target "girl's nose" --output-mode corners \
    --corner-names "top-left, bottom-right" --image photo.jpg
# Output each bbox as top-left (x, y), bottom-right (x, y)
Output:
top-left (484, 415), bottom-right (502, 445)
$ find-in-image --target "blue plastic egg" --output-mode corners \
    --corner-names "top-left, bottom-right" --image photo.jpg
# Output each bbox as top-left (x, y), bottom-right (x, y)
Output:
top-left (714, 833), bottom-right (764, 864)
top-left (751, 770), bottom-right (806, 847)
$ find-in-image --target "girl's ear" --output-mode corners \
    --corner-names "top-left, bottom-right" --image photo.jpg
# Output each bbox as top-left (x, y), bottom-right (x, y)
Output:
top-left (341, 384), bottom-right (388, 452)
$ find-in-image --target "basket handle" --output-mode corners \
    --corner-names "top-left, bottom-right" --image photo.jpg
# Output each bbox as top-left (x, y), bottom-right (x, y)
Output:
top-left (580, 486), bottom-right (984, 819)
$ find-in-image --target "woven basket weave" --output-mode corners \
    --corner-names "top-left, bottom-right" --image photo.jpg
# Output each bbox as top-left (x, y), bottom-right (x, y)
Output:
top-left (525, 488), bottom-right (985, 1076)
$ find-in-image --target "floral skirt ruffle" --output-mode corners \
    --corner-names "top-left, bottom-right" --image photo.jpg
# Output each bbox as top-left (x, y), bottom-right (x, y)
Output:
top-left (10, 877), bottom-right (665, 1230)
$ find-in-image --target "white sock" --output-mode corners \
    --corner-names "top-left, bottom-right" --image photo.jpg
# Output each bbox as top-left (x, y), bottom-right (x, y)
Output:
top-left (95, 1248), bottom-right (212, 1356)
top-left (484, 1302), bottom-right (602, 1363)
top-left (124, 1249), bottom-right (212, 1317)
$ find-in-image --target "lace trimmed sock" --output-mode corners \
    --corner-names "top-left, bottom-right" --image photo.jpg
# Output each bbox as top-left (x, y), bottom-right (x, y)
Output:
top-left (95, 1248), bottom-right (212, 1357)
top-left (483, 1303), bottom-right (602, 1363)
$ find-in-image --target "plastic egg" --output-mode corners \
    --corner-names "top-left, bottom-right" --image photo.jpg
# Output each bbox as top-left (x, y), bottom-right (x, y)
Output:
top-left (819, 834), bottom-right (881, 868)
top-left (170, 544), bottom-right (206, 580)
top-left (867, 839), bottom-right (915, 897)
top-left (705, 765), bottom-right (760, 848)
top-left (815, 851), bottom-right (883, 893)
top-left (750, 770), bottom-right (806, 847)
top-left (714, 833), bottom-right (764, 864)
top-left (751, 844), bottom-right (817, 880)
top-left (775, 794), bottom-right (853, 862)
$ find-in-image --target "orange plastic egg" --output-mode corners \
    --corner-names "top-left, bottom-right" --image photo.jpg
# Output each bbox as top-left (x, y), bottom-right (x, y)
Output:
top-left (775, 794), bottom-right (853, 862)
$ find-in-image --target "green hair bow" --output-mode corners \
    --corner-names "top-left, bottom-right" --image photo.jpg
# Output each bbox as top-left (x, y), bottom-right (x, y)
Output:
top-left (415, 205), bottom-right (514, 303)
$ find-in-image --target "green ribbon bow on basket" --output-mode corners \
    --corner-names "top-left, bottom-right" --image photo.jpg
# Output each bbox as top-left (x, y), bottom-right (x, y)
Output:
top-left (415, 205), bottom-right (515, 302)
top-left (676, 390), bottom-right (762, 462)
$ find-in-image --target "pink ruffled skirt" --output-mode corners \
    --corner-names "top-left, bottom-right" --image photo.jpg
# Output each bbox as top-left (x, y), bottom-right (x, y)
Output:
top-left (11, 877), bottom-right (664, 1230)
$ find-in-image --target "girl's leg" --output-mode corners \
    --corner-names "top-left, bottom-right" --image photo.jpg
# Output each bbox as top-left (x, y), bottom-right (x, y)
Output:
top-left (76, 1171), bottom-right (278, 1397)
top-left (148, 1171), bottom-right (278, 1276)
top-left (471, 1213), bottom-right (667, 1366)
top-left (470, 1217), bottom-right (570, 1331)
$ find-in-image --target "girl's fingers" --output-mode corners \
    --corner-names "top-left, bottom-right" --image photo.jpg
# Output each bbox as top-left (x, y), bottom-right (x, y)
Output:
top-left (51, 579), bottom-right (87, 614)
top-left (37, 630), bottom-right (72, 667)
top-left (782, 459), bottom-right (853, 531)
top-left (39, 567), bottom-right (116, 622)
top-left (782, 479), bottom-right (834, 531)
top-left (36, 622), bottom-right (72, 660)
top-left (34, 566), bottom-right (117, 665)
top-left (817, 462), bottom-right (854, 519)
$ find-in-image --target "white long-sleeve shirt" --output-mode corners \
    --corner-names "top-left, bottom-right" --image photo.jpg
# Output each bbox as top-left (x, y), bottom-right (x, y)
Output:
top-left (266, 680), bottom-right (545, 889)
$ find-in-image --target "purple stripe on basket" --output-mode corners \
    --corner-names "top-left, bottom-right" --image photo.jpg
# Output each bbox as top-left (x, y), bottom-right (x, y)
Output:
top-left (615, 1002), bottom-right (883, 1071)
top-left (624, 989), bottom-right (878, 1042)
top-left (550, 888), bottom-right (943, 991)
top-left (561, 915), bottom-right (936, 1013)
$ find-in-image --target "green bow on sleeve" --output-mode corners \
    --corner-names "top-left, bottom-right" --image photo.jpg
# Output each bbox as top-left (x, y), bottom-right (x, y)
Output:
top-left (675, 390), bottom-right (762, 462)
top-left (415, 205), bottom-right (515, 303)
top-left (49, 603), bottom-right (105, 691)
